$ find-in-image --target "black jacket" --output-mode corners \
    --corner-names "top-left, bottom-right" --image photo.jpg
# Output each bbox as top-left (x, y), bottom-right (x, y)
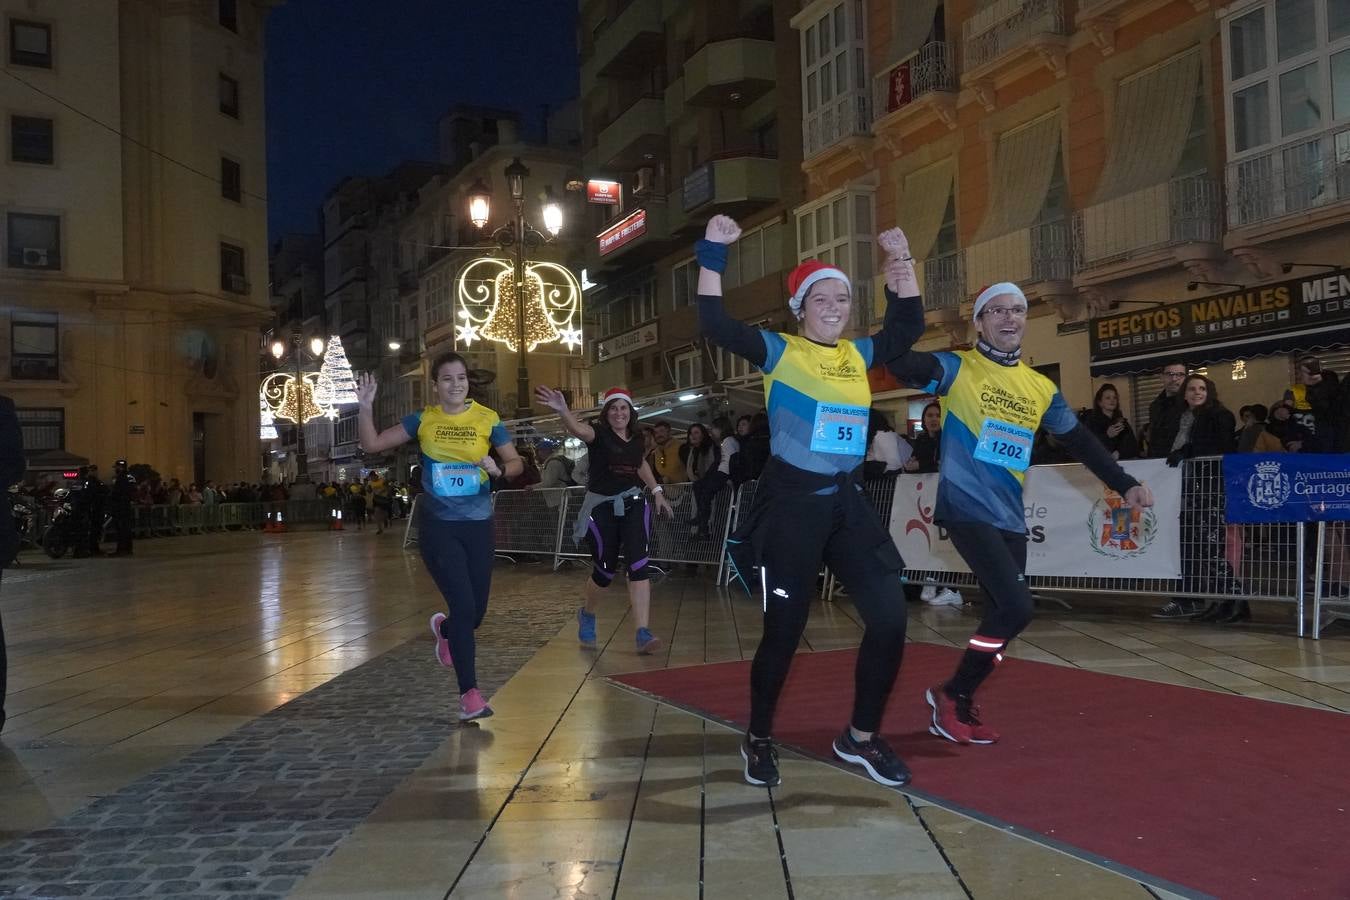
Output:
top-left (1146, 390), bottom-right (1185, 458)
top-left (1079, 408), bottom-right (1139, 459)
top-left (1170, 405), bottom-right (1237, 460)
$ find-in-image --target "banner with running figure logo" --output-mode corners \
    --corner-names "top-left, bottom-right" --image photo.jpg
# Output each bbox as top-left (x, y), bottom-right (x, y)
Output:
top-left (888, 459), bottom-right (1183, 578)
top-left (1224, 454), bottom-right (1350, 523)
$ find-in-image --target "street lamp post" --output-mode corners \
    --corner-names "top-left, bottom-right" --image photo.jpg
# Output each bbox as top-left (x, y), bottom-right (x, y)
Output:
top-left (269, 334), bottom-right (325, 479)
top-left (467, 157), bottom-right (563, 419)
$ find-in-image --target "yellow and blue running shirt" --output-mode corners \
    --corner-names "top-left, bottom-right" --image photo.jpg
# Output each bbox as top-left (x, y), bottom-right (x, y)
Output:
top-left (914, 349), bottom-right (1078, 532)
top-left (760, 332), bottom-right (875, 479)
top-left (401, 402), bottom-right (510, 521)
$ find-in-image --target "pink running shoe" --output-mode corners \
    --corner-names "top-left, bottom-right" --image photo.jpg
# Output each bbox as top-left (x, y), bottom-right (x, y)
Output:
top-left (459, 688), bottom-right (493, 721)
top-left (429, 613), bottom-right (453, 669)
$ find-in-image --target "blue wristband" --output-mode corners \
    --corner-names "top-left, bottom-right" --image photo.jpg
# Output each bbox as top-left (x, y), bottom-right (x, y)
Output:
top-left (695, 239), bottom-right (728, 274)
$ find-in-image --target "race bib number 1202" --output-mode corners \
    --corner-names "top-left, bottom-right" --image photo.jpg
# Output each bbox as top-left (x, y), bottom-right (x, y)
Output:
top-left (973, 418), bottom-right (1033, 471)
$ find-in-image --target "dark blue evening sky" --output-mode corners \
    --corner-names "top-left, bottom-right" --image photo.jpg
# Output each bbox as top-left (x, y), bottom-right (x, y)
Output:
top-left (265, 0), bottom-right (579, 240)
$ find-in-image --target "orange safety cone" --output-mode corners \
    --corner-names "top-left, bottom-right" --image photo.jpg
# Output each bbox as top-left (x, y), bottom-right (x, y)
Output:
top-left (330, 508), bottom-right (343, 531)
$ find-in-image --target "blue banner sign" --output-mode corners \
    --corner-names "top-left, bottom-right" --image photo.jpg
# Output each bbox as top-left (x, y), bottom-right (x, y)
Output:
top-left (1224, 454), bottom-right (1350, 523)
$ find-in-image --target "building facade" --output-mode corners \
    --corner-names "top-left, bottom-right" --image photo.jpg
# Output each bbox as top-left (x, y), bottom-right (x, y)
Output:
top-left (1, 0), bottom-right (275, 484)
top-left (577, 0), bottom-right (802, 419)
top-left (789, 0), bottom-right (1348, 426)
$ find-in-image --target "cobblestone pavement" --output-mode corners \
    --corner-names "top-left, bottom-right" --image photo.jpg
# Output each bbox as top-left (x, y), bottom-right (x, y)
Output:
top-left (0, 581), bottom-right (576, 899)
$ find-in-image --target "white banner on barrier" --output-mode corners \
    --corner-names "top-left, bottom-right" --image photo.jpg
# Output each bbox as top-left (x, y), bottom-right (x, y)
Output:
top-left (887, 459), bottom-right (1183, 579)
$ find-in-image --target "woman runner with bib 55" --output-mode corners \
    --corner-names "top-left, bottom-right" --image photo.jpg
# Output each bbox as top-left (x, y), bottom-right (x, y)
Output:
top-left (700, 214), bottom-right (927, 789)
top-left (356, 354), bottom-right (522, 722)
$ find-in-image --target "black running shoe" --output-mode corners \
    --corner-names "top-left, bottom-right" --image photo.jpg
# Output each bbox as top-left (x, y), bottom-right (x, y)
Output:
top-left (741, 734), bottom-right (781, 787)
top-left (1152, 599), bottom-right (1206, 619)
top-left (833, 730), bottom-right (912, 787)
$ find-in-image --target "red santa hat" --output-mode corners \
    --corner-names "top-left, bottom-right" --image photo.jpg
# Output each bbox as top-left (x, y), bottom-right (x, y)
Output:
top-left (787, 260), bottom-right (850, 314)
top-left (600, 387), bottom-right (634, 412)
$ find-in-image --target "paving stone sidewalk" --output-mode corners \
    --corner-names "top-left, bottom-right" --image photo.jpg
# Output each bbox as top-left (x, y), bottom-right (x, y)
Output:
top-left (0, 589), bottom-right (576, 899)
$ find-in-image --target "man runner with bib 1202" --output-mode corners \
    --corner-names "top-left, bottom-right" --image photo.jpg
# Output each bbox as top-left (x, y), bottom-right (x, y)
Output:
top-left (885, 283), bottom-right (1154, 745)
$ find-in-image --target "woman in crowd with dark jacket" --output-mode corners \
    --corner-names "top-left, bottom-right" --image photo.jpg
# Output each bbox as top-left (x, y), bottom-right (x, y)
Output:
top-left (1157, 374), bottom-right (1245, 622)
top-left (903, 401), bottom-right (943, 474)
top-left (682, 422), bottom-right (721, 536)
top-left (1080, 383), bottom-right (1139, 460)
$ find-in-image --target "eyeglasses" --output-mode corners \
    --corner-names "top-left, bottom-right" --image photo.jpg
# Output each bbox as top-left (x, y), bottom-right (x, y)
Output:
top-left (1162, 371), bottom-right (1187, 379)
top-left (979, 306), bottom-right (1027, 319)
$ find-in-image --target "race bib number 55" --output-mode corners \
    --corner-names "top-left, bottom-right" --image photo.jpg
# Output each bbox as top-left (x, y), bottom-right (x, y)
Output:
top-left (430, 461), bottom-right (481, 497)
top-left (974, 419), bottom-right (1033, 471)
top-left (811, 403), bottom-right (868, 456)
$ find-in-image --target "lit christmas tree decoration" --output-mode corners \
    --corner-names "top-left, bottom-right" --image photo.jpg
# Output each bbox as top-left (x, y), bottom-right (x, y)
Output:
top-left (260, 397), bottom-right (278, 440)
top-left (317, 335), bottom-right (358, 405)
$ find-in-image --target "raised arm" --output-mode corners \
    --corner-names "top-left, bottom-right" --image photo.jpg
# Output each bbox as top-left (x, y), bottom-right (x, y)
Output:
top-left (533, 386), bottom-right (595, 444)
top-left (696, 215), bottom-right (768, 368)
top-left (356, 373), bottom-right (414, 453)
top-left (866, 228), bottom-right (927, 364)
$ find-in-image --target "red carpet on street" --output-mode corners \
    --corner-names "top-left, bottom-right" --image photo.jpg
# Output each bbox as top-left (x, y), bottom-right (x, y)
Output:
top-left (609, 642), bottom-right (1350, 899)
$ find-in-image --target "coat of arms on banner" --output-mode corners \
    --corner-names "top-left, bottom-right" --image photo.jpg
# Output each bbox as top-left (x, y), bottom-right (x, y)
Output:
top-left (1086, 489), bottom-right (1157, 559)
top-left (1246, 460), bottom-right (1292, 510)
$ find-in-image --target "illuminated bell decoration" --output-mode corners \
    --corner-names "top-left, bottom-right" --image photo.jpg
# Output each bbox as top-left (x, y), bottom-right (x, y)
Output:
top-left (455, 256), bottom-right (583, 353)
top-left (479, 268), bottom-right (559, 351)
top-left (260, 371), bottom-right (337, 425)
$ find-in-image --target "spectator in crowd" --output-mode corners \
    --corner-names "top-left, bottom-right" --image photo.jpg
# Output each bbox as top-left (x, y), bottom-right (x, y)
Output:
top-left (690, 417), bottom-right (737, 538)
top-left (1266, 400), bottom-right (1309, 451)
top-left (648, 420), bottom-right (685, 484)
top-left (0, 393), bottom-right (23, 733)
top-left (904, 401), bottom-right (942, 473)
top-left (864, 409), bottom-right (911, 479)
top-left (736, 415), bottom-right (752, 440)
top-left (1236, 403), bottom-right (1284, 453)
top-left (1285, 355), bottom-right (1343, 452)
top-left (1080, 383), bottom-right (1139, 460)
top-left (1144, 361), bottom-right (1188, 458)
top-left (1155, 374), bottom-right (1239, 620)
top-left (535, 443), bottom-right (578, 489)
top-left (682, 422), bottom-right (721, 536)
top-left (730, 411), bottom-right (771, 485)
top-left (185, 484), bottom-right (203, 505)
top-left (202, 481), bottom-right (218, 506)
top-left (166, 478), bottom-right (182, 506)
top-left (1235, 405), bottom-right (1254, 444)
top-left (507, 444), bottom-right (541, 489)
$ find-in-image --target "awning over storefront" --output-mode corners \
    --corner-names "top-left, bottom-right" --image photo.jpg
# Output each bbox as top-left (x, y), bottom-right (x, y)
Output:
top-left (1089, 269), bottom-right (1350, 376)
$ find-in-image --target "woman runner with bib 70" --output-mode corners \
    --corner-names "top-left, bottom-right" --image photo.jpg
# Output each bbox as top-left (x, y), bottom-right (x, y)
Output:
top-left (356, 353), bottom-right (523, 722)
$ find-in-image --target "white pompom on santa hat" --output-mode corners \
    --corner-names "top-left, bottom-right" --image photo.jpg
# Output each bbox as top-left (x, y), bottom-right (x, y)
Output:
top-left (600, 387), bottom-right (634, 411)
top-left (786, 260), bottom-right (851, 314)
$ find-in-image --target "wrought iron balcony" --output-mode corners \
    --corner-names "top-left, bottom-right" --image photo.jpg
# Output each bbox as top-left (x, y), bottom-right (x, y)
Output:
top-left (963, 0), bottom-right (1066, 75)
top-left (919, 251), bottom-right (966, 312)
top-left (964, 221), bottom-right (1073, 294)
top-left (872, 42), bottom-right (957, 125)
top-left (1227, 124), bottom-right (1350, 230)
top-left (1073, 174), bottom-right (1221, 271)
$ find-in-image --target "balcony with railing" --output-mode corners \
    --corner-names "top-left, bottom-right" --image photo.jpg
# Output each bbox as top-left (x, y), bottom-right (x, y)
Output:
top-left (917, 251), bottom-right (966, 313)
top-left (598, 95), bottom-right (666, 168)
top-left (964, 221), bottom-right (1073, 297)
top-left (683, 38), bottom-right (777, 107)
top-left (1226, 124), bottom-right (1350, 237)
top-left (1073, 174), bottom-right (1221, 277)
top-left (871, 42), bottom-right (958, 144)
top-left (962, 0), bottom-right (1067, 88)
top-left (680, 152), bottom-right (780, 218)
top-left (581, 0), bottom-right (664, 87)
top-left (803, 91), bottom-right (871, 162)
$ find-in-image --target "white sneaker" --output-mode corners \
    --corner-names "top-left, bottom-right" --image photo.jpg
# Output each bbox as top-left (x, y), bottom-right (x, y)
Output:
top-left (929, 589), bottom-right (963, 607)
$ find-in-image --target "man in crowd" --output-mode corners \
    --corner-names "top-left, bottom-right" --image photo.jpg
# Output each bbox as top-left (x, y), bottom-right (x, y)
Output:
top-left (1145, 360), bottom-right (1188, 458)
top-left (1285, 355), bottom-right (1343, 453)
top-left (647, 420), bottom-right (685, 484)
top-left (109, 459), bottom-right (135, 557)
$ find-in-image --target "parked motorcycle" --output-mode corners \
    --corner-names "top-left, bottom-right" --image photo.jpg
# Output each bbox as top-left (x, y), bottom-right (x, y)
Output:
top-left (41, 488), bottom-right (76, 559)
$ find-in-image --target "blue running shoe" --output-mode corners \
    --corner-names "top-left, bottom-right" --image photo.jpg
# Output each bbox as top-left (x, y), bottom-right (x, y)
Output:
top-left (636, 627), bottom-right (662, 655)
top-left (577, 607), bottom-right (596, 647)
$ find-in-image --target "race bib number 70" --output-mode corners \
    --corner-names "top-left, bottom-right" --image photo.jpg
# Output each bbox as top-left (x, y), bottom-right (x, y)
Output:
top-left (430, 461), bottom-right (481, 497)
